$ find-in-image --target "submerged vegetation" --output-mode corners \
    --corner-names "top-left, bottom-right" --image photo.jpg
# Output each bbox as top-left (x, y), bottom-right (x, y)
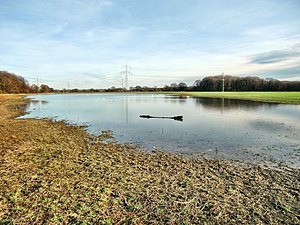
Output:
top-left (0, 95), bottom-right (299, 224)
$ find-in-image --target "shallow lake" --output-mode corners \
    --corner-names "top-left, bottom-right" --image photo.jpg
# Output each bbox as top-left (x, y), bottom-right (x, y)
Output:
top-left (20, 94), bottom-right (300, 168)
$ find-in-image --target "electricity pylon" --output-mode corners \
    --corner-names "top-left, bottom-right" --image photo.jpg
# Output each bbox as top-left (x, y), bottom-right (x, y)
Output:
top-left (121, 61), bottom-right (132, 90)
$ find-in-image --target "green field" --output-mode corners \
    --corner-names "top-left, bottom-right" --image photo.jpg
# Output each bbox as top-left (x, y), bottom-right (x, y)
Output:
top-left (170, 92), bottom-right (300, 104)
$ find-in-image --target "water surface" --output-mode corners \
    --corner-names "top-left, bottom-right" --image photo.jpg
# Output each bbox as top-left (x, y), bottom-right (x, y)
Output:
top-left (20, 94), bottom-right (300, 168)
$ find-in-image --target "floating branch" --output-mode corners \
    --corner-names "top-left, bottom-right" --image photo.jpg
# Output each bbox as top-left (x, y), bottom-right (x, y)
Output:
top-left (139, 115), bottom-right (183, 121)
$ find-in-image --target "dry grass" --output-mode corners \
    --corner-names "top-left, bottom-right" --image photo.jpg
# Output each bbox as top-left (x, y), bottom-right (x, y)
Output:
top-left (0, 95), bottom-right (299, 224)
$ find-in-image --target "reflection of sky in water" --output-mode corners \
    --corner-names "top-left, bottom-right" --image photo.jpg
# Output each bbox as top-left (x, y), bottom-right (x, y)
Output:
top-left (20, 94), bottom-right (300, 168)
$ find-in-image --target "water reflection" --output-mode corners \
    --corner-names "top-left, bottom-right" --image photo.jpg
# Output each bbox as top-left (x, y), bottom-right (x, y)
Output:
top-left (122, 97), bottom-right (129, 125)
top-left (193, 97), bottom-right (277, 111)
top-left (20, 94), bottom-right (300, 168)
top-left (30, 100), bottom-right (48, 105)
top-left (26, 100), bottom-right (49, 114)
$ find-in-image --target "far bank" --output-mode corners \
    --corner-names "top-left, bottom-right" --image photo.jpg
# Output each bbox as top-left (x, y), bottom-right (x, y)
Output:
top-left (168, 91), bottom-right (300, 104)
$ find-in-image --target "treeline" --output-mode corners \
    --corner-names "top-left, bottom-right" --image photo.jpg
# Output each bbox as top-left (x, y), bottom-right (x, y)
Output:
top-left (0, 71), bottom-right (31, 93)
top-left (1, 70), bottom-right (300, 93)
top-left (62, 86), bottom-right (161, 93)
top-left (0, 71), bottom-right (54, 94)
top-left (162, 75), bottom-right (300, 92)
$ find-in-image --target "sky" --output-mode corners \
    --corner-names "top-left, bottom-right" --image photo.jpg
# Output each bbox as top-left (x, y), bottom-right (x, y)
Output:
top-left (1, 0), bottom-right (300, 89)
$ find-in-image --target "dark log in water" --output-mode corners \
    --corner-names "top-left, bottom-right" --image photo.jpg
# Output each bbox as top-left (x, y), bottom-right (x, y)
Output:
top-left (140, 115), bottom-right (183, 121)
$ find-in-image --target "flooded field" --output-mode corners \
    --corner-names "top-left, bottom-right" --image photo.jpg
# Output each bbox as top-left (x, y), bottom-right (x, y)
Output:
top-left (20, 94), bottom-right (300, 168)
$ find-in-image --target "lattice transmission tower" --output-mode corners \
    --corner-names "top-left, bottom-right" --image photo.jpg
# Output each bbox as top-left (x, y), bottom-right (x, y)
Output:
top-left (121, 61), bottom-right (132, 90)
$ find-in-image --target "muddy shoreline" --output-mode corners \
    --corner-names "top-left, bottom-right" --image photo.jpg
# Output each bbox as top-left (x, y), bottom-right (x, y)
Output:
top-left (0, 95), bottom-right (299, 224)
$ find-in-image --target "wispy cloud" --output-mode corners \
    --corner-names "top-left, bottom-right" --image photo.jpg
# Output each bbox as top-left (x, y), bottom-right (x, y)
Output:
top-left (262, 65), bottom-right (300, 79)
top-left (249, 46), bottom-right (300, 64)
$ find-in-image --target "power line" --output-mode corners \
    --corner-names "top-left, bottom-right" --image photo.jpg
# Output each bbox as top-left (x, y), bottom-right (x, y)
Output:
top-left (131, 74), bottom-right (184, 78)
top-left (120, 61), bottom-right (132, 90)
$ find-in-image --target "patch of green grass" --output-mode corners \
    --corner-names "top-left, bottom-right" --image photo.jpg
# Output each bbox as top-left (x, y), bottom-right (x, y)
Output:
top-left (169, 92), bottom-right (300, 104)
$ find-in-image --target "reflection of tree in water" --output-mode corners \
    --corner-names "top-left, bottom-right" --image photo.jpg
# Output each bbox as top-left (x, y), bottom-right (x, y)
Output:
top-left (178, 96), bottom-right (188, 104)
top-left (30, 100), bottom-right (48, 105)
top-left (193, 97), bottom-right (277, 111)
top-left (122, 97), bottom-right (128, 126)
top-left (163, 95), bottom-right (188, 104)
top-left (26, 100), bottom-right (49, 113)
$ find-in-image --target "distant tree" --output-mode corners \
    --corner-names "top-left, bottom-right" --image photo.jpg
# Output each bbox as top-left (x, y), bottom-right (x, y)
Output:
top-left (199, 76), bottom-right (215, 91)
top-left (0, 71), bottom-right (55, 93)
top-left (40, 84), bottom-right (52, 93)
top-left (163, 85), bottom-right (170, 91)
top-left (193, 75), bottom-right (300, 92)
top-left (0, 71), bottom-right (31, 93)
top-left (193, 79), bottom-right (202, 91)
top-left (30, 84), bottom-right (39, 93)
top-left (285, 81), bottom-right (300, 91)
top-left (135, 85), bottom-right (142, 91)
top-left (266, 78), bottom-right (280, 91)
top-left (170, 83), bottom-right (179, 91)
top-left (178, 82), bottom-right (188, 91)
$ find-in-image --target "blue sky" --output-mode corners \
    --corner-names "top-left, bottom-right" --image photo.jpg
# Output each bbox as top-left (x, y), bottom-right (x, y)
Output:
top-left (1, 0), bottom-right (300, 89)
